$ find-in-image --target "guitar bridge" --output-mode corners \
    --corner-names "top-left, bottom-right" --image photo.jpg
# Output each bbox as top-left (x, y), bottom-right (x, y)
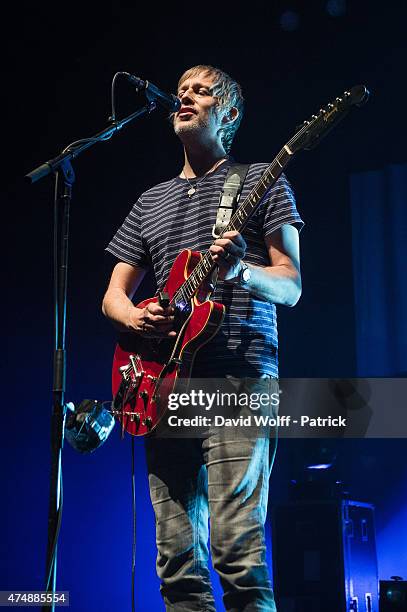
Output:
top-left (118, 354), bottom-right (144, 385)
top-left (114, 354), bottom-right (145, 437)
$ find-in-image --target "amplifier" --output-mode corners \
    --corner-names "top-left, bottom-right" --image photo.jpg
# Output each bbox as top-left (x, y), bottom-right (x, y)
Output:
top-left (272, 499), bottom-right (379, 612)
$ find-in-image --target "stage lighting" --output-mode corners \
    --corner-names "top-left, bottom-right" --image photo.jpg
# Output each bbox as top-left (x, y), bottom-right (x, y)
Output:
top-left (307, 462), bottom-right (334, 470)
top-left (289, 441), bottom-right (344, 501)
top-left (304, 441), bottom-right (338, 472)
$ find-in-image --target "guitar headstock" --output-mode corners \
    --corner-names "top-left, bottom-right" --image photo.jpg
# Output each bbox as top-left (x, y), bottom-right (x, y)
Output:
top-left (290, 85), bottom-right (369, 153)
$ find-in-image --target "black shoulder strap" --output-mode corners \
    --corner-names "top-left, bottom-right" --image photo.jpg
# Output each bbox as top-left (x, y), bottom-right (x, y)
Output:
top-left (212, 163), bottom-right (250, 238)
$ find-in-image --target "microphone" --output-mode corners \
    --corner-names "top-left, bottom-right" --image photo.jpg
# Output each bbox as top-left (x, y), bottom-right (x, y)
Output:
top-left (123, 72), bottom-right (181, 113)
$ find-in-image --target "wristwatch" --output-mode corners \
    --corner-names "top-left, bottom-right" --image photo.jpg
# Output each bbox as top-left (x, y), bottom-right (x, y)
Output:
top-left (237, 261), bottom-right (251, 287)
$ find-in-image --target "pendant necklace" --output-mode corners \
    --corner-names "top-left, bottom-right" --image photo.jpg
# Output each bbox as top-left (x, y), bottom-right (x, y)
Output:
top-left (187, 183), bottom-right (198, 198)
top-left (182, 157), bottom-right (228, 198)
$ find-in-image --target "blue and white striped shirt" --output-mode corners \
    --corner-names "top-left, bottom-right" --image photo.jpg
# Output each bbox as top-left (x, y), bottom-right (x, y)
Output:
top-left (106, 160), bottom-right (303, 377)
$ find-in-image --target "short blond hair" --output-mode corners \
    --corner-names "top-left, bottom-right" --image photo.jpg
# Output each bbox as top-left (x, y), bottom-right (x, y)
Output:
top-left (177, 65), bottom-right (244, 153)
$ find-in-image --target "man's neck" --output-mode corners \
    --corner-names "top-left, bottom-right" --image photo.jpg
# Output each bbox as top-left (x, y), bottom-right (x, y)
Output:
top-left (182, 142), bottom-right (228, 178)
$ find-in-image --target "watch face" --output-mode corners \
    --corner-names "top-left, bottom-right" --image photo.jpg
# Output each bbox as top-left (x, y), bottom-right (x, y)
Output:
top-left (242, 267), bottom-right (251, 282)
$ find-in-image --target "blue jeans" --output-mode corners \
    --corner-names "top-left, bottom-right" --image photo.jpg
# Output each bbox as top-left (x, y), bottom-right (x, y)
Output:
top-left (145, 377), bottom-right (278, 611)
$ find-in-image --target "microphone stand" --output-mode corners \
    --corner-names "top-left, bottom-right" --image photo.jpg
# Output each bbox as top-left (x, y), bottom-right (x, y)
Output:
top-left (25, 100), bottom-right (157, 611)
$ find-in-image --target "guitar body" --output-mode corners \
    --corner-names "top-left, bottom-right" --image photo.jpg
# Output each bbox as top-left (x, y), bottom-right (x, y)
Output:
top-left (112, 249), bottom-right (225, 436)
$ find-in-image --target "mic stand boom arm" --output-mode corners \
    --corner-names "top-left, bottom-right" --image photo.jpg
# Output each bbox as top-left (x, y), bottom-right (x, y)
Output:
top-left (26, 101), bottom-right (156, 184)
top-left (25, 100), bottom-right (157, 611)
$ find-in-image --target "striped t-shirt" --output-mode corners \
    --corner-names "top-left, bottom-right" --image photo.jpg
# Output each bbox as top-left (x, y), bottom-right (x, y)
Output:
top-left (106, 160), bottom-right (303, 377)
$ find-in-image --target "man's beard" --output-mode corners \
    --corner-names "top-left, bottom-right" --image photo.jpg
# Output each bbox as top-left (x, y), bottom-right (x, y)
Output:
top-left (173, 116), bottom-right (208, 140)
top-left (173, 108), bottom-right (221, 144)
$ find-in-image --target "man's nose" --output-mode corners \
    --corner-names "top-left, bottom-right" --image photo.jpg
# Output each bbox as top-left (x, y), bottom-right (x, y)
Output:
top-left (180, 88), bottom-right (195, 103)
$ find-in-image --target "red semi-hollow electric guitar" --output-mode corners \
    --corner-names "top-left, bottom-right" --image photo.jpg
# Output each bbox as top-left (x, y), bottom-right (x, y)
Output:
top-left (111, 85), bottom-right (368, 436)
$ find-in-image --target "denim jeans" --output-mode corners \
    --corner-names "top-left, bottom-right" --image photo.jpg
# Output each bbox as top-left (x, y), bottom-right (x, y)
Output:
top-left (145, 376), bottom-right (278, 611)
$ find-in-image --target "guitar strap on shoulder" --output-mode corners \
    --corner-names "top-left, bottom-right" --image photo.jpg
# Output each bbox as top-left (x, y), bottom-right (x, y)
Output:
top-left (212, 163), bottom-right (250, 238)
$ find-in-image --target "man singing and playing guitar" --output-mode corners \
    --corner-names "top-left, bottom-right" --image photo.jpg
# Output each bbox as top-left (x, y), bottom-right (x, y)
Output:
top-left (102, 65), bottom-right (303, 611)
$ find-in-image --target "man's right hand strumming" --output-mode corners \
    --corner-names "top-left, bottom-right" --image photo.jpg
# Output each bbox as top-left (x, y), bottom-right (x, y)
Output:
top-left (102, 261), bottom-right (174, 338)
top-left (128, 302), bottom-right (176, 338)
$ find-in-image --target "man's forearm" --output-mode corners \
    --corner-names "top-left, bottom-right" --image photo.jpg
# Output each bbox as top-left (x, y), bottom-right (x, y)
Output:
top-left (240, 262), bottom-right (302, 306)
top-left (102, 288), bottom-right (143, 332)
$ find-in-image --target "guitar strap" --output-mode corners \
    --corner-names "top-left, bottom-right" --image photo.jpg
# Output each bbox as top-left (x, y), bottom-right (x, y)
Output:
top-left (212, 163), bottom-right (250, 238)
top-left (159, 164), bottom-right (250, 302)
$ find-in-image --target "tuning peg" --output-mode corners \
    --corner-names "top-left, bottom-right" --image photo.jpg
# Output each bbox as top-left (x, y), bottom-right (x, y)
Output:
top-left (336, 97), bottom-right (343, 103)
top-left (319, 108), bottom-right (326, 114)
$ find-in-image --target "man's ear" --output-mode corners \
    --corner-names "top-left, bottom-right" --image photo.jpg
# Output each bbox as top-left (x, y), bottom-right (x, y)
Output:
top-left (222, 106), bottom-right (239, 125)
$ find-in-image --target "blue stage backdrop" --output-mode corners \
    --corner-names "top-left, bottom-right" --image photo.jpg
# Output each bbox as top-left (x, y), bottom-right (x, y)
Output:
top-left (349, 162), bottom-right (407, 585)
top-left (351, 163), bottom-right (407, 377)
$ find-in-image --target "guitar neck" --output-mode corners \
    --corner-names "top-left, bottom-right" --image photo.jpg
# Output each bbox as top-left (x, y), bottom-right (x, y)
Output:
top-left (172, 145), bottom-right (294, 304)
top-left (170, 84), bottom-right (369, 305)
